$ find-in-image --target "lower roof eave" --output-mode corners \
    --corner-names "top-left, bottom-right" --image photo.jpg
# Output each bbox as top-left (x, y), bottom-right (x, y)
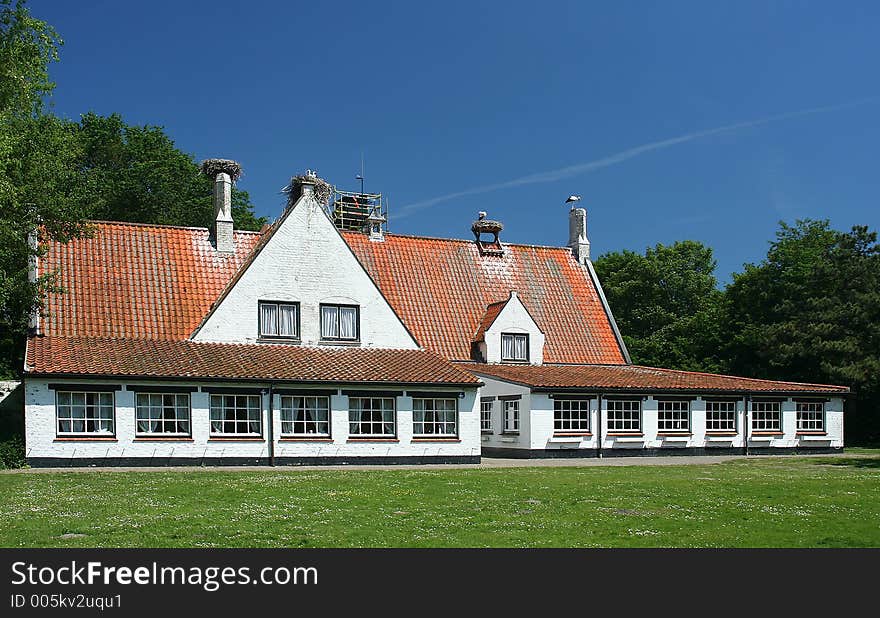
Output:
top-left (23, 372), bottom-right (482, 389)
top-left (529, 386), bottom-right (850, 397)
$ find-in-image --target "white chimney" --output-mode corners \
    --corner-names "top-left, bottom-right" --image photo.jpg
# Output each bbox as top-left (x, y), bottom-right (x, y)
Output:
top-left (200, 159), bottom-right (242, 253)
top-left (568, 207), bottom-right (590, 264)
top-left (27, 225), bottom-right (41, 335)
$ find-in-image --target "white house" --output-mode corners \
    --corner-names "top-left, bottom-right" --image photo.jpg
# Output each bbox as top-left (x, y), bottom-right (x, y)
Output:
top-left (21, 162), bottom-right (848, 465)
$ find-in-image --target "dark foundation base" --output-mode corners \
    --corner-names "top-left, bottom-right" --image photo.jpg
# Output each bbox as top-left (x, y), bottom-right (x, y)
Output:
top-left (26, 455), bottom-right (482, 468)
top-left (481, 446), bottom-right (844, 458)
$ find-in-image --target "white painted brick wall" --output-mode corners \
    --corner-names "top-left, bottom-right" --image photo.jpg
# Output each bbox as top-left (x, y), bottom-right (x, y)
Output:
top-left (475, 375), bottom-right (844, 453)
top-left (24, 379), bottom-right (480, 461)
top-left (194, 193), bottom-right (418, 349)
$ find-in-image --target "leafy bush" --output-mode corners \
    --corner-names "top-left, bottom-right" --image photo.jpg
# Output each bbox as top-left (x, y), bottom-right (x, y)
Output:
top-left (0, 435), bottom-right (26, 469)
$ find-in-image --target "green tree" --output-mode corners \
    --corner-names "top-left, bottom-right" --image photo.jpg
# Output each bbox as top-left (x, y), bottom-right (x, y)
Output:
top-left (0, 0), bottom-right (92, 378)
top-left (594, 240), bottom-right (725, 372)
top-left (724, 220), bottom-right (880, 443)
top-left (76, 112), bottom-right (265, 231)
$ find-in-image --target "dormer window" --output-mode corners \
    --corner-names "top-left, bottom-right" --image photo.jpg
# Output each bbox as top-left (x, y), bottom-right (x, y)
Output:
top-left (259, 301), bottom-right (299, 339)
top-left (501, 333), bottom-right (529, 362)
top-left (321, 304), bottom-right (359, 341)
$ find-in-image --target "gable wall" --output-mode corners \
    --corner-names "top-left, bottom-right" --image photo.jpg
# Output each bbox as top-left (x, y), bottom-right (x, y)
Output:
top-left (483, 294), bottom-right (545, 364)
top-left (194, 196), bottom-right (418, 348)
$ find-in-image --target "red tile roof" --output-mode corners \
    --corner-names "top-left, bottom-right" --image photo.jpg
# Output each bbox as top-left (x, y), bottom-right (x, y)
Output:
top-left (27, 336), bottom-right (480, 385)
top-left (39, 222), bottom-right (262, 340)
top-left (343, 232), bottom-right (626, 364)
top-left (461, 363), bottom-right (849, 394)
top-left (473, 299), bottom-right (507, 342)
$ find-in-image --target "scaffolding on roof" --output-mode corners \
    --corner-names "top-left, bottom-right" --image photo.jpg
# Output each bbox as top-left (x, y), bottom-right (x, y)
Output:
top-left (328, 188), bottom-right (388, 233)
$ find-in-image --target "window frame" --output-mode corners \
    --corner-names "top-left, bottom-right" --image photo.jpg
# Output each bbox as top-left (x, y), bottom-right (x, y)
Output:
top-left (503, 400), bottom-right (520, 434)
top-left (500, 333), bottom-right (529, 363)
top-left (348, 396), bottom-right (396, 438)
top-left (209, 394), bottom-right (263, 437)
top-left (135, 392), bottom-right (192, 437)
top-left (320, 303), bottom-right (360, 342)
top-left (553, 399), bottom-right (592, 434)
top-left (705, 400), bottom-right (738, 433)
top-left (412, 397), bottom-right (459, 438)
top-left (280, 394), bottom-right (331, 437)
top-left (656, 399), bottom-right (691, 434)
top-left (258, 300), bottom-right (300, 340)
top-left (796, 401), bottom-right (825, 433)
top-left (606, 399), bottom-right (642, 434)
top-left (55, 390), bottom-right (116, 437)
top-left (480, 400), bottom-right (494, 434)
top-left (751, 400), bottom-right (782, 433)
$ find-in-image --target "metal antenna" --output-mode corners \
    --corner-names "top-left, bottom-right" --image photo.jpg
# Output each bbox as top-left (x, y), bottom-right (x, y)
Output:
top-left (355, 151), bottom-right (364, 194)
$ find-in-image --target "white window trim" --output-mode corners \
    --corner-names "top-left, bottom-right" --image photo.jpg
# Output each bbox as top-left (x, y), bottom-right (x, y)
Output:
top-left (606, 399), bottom-right (642, 434)
top-left (503, 400), bottom-right (520, 434)
top-left (280, 395), bottom-right (331, 437)
top-left (412, 397), bottom-right (458, 437)
top-left (55, 390), bottom-right (115, 436)
top-left (209, 394), bottom-right (263, 436)
top-left (553, 399), bottom-right (591, 434)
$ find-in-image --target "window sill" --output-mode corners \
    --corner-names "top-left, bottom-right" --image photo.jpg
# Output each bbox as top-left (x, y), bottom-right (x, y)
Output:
top-left (480, 430), bottom-right (494, 435)
top-left (346, 437), bottom-right (399, 443)
top-left (750, 431), bottom-right (784, 436)
top-left (256, 337), bottom-right (301, 345)
top-left (795, 431), bottom-right (827, 436)
top-left (657, 432), bottom-right (693, 437)
top-left (279, 437), bottom-right (333, 442)
top-left (606, 432), bottom-right (644, 437)
top-left (134, 437), bottom-right (194, 442)
top-left (500, 360), bottom-right (530, 364)
top-left (501, 431), bottom-right (520, 436)
top-left (318, 340), bottom-right (361, 346)
top-left (553, 432), bottom-right (592, 437)
top-left (412, 437), bottom-right (461, 443)
top-left (54, 437), bottom-right (117, 442)
top-left (208, 437), bottom-right (265, 442)
top-left (705, 431), bottom-right (738, 436)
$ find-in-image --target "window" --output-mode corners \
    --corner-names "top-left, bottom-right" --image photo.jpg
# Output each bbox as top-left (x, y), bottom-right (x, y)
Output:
top-left (136, 393), bottom-right (190, 435)
top-left (503, 400), bottom-right (520, 433)
top-left (554, 399), bottom-right (591, 433)
top-left (480, 400), bottom-right (494, 433)
top-left (259, 301), bottom-right (299, 338)
top-left (607, 399), bottom-right (641, 433)
top-left (706, 401), bottom-right (737, 432)
top-left (321, 304), bottom-right (359, 341)
top-left (281, 395), bottom-right (330, 436)
top-left (501, 333), bottom-right (529, 362)
top-left (751, 401), bottom-right (781, 432)
top-left (413, 398), bottom-right (457, 436)
top-left (349, 397), bottom-right (395, 436)
top-left (56, 391), bottom-right (114, 435)
top-left (210, 394), bottom-right (262, 435)
top-left (657, 400), bottom-right (690, 433)
top-left (796, 401), bottom-right (825, 432)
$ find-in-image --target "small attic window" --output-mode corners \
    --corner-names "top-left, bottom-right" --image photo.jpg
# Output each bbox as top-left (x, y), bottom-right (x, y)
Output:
top-left (501, 333), bottom-right (529, 362)
top-left (259, 301), bottom-right (299, 339)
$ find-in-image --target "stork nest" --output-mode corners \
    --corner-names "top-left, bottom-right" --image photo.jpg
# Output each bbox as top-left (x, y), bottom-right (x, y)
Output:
top-left (284, 173), bottom-right (333, 207)
top-left (200, 159), bottom-right (242, 181)
top-left (471, 219), bottom-right (504, 234)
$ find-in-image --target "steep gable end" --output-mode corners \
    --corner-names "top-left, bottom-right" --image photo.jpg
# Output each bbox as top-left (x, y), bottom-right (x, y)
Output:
top-left (192, 192), bottom-right (419, 349)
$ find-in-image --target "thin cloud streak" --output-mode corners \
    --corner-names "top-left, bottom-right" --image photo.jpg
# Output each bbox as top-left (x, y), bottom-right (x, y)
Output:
top-left (397, 97), bottom-right (879, 217)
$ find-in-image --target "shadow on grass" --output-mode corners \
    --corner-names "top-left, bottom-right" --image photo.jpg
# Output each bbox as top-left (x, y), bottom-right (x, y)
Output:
top-left (817, 457), bottom-right (880, 469)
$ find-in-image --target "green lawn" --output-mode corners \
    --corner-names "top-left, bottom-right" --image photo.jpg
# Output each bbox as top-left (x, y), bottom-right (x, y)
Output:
top-left (1, 451), bottom-right (878, 548)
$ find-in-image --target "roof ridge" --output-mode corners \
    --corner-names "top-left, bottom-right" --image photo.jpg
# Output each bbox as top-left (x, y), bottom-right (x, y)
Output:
top-left (84, 220), bottom-right (264, 234)
top-left (345, 230), bottom-right (575, 251)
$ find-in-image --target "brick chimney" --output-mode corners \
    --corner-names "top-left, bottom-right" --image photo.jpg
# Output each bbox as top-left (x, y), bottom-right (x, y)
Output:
top-left (200, 159), bottom-right (242, 253)
top-left (568, 206), bottom-right (590, 264)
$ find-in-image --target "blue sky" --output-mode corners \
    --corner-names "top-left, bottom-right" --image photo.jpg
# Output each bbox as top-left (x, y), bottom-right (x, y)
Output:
top-left (37, 1), bottom-right (880, 281)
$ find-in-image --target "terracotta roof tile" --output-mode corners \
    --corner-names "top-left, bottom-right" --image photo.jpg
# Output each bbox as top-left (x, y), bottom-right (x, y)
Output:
top-left (461, 363), bottom-right (849, 394)
top-left (473, 299), bottom-right (507, 342)
top-left (40, 222), bottom-right (261, 340)
top-left (27, 336), bottom-right (480, 385)
top-left (343, 232), bottom-right (625, 364)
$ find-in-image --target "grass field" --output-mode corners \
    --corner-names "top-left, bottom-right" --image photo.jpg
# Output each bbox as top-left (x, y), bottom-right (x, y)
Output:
top-left (1, 451), bottom-right (878, 548)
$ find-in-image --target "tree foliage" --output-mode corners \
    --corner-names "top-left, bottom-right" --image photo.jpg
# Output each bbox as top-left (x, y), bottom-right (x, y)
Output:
top-left (594, 240), bottom-right (725, 372)
top-left (723, 220), bottom-right (880, 442)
